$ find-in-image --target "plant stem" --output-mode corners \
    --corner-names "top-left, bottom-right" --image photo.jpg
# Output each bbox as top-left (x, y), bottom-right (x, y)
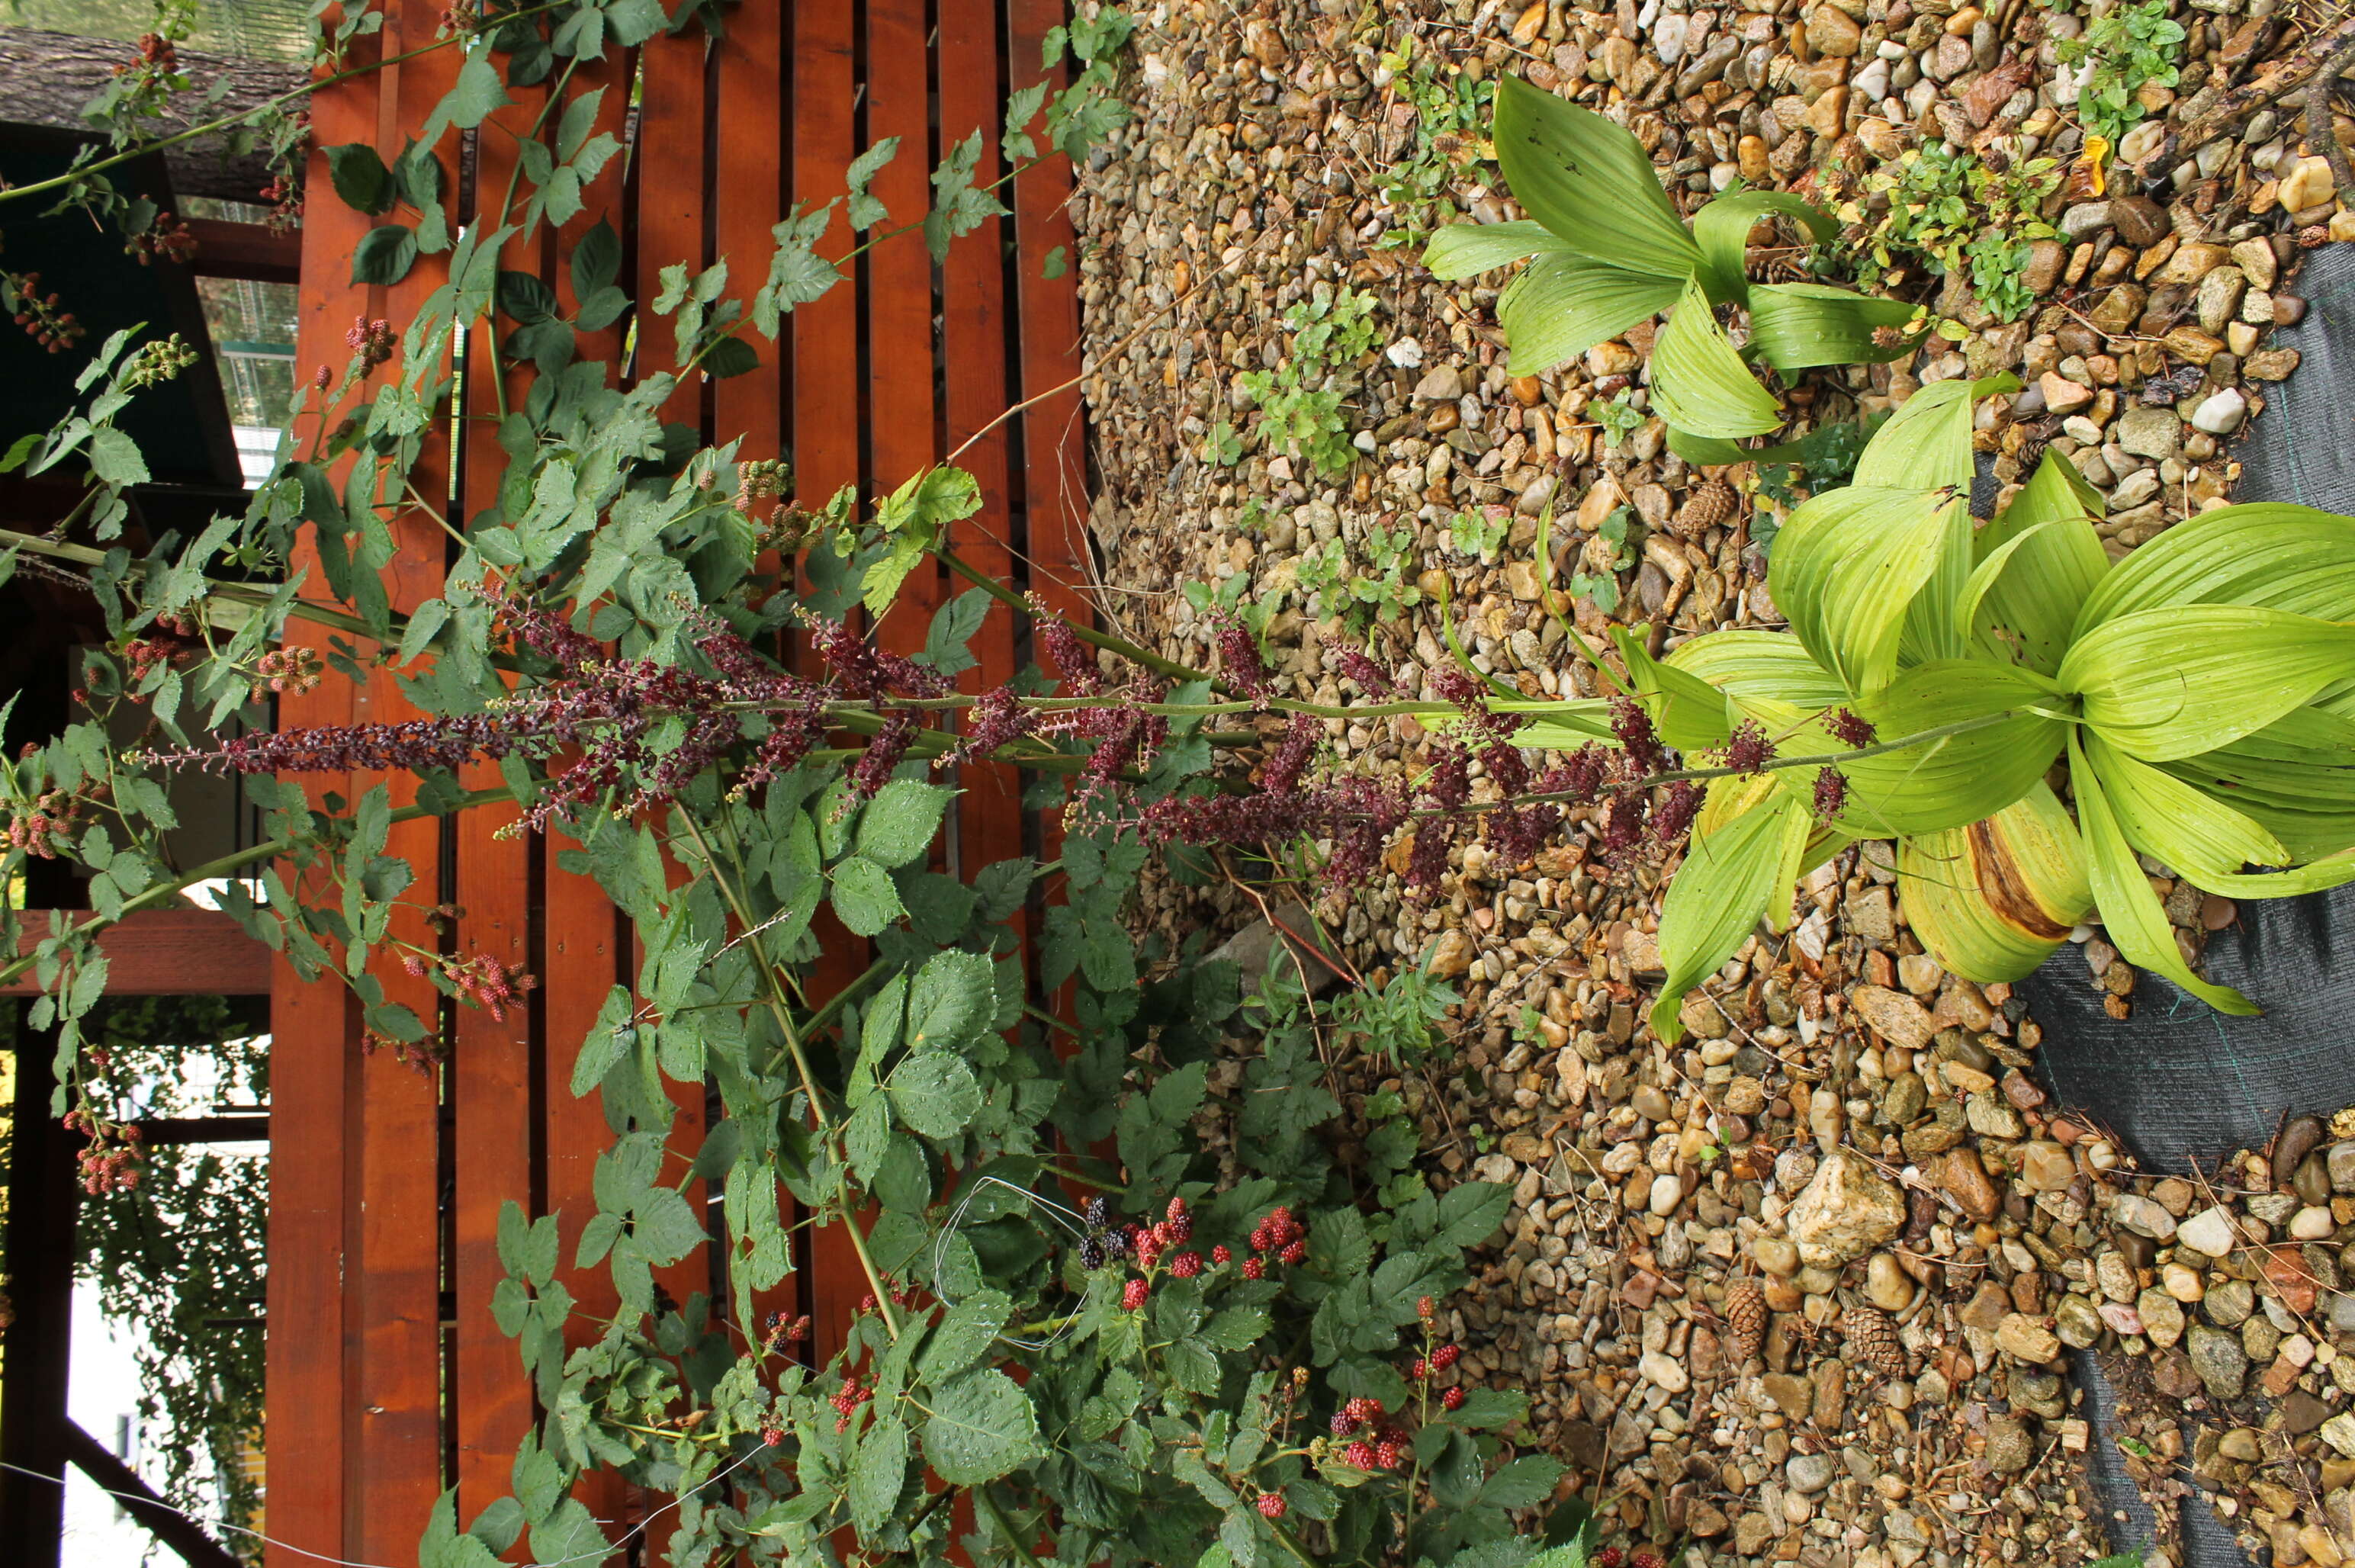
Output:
top-left (975, 1488), bottom-right (1052, 1568)
top-left (0, 5), bottom-right (572, 210)
top-left (672, 810), bottom-right (901, 1341)
top-left (934, 545), bottom-right (1214, 685)
top-left (0, 784), bottom-right (512, 989)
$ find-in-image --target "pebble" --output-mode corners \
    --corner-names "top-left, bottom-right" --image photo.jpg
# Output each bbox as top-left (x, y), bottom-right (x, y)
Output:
top-left (1788, 1149), bottom-right (1907, 1265)
top-left (2178, 1205), bottom-right (2239, 1258)
top-left (2191, 387), bottom-right (2249, 435)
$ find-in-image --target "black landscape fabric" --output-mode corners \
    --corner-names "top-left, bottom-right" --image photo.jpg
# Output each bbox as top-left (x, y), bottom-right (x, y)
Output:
top-left (2022, 239), bottom-right (2355, 1568)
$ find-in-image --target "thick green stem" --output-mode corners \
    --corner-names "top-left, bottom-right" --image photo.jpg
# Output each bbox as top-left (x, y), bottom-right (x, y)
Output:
top-left (0, 784), bottom-right (512, 988)
top-left (935, 545), bottom-right (1215, 686)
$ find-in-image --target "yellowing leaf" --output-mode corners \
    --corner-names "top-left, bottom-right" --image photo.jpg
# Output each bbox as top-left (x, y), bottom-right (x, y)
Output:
top-left (1897, 786), bottom-right (2090, 983)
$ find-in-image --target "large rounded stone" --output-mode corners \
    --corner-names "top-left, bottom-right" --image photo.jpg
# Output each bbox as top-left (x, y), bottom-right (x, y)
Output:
top-left (1787, 1149), bottom-right (1907, 1268)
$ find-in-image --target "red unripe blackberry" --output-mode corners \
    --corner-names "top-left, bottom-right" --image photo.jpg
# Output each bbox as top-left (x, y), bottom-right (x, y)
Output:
top-left (1123, 1278), bottom-right (1151, 1311)
top-left (1170, 1251), bottom-right (1203, 1278)
top-left (1409, 1357), bottom-right (1428, 1380)
top-left (1442, 1386), bottom-right (1466, 1411)
top-left (1243, 1257), bottom-right (1265, 1280)
top-left (1213, 1245), bottom-right (1232, 1264)
top-left (1431, 1344), bottom-right (1460, 1370)
top-left (1374, 1441), bottom-right (1403, 1467)
top-left (1343, 1441), bottom-right (1377, 1468)
top-left (1632, 1553), bottom-right (1665, 1568)
top-left (1330, 1411), bottom-right (1360, 1437)
top-left (1256, 1492), bottom-right (1287, 1520)
top-left (1417, 1295), bottom-right (1437, 1322)
top-left (1280, 1239), bottom-right (1307, 1265)
top-left (1595, 1550), bottom-right (1624, 1568)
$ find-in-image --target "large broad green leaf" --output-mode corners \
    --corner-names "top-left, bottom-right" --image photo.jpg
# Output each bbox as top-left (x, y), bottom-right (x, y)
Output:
top-left (2084, 732), bottom-right (2355, 898)
top-left (1492, 75), bottom-right (1699, 278)
top-left (1651, 781), bottom-right (1810, 1041)
top-left (1744, 284), bottom-right (1918, 373)
top-left (2061, 605), bottom-right (2355, 761)
top-left (2068, 731), bottom-right (2258, 1014)
top-left (1422, 220), bottom-right (1577, 278)
top-left (2072, 503), bottom-right (2355, 632)
top-left (1611, 626), bottom-right (1734, 750)
top-left (1499, 695), bottom-right (1618, 751)
top-left (1496, 254), bottom-right (1682, 376)
top-left (1969, 449), bottom-right (2109, 676)
top-left (1839, 660), bottom-right (2064, 837)
top-left (1850, 375), bottom-right (2014, 493)
top-left (1898, 785), bottom-right (2090, 982)
top-left (2157, 703), bottom-right (2355, 863)
top-left (1651, 280), bottom-right (1780, 439)
top-left (924, 1368), bottom-right (1043, 1484)
top-left (1664, 628), bottom-right (1849, 709)
top-left (1690, 191), bottom-right (1835, 306)
top-left (1663, 428), bottom-right (1810, 468)
top-left (1768, 485), bottom-right (1961, 697)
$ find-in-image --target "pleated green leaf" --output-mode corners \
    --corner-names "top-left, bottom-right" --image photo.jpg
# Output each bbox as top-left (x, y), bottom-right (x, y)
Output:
top-left (1897, 785), bottom-right (2090, 983)
top-left (2068, 731), bottom-right (2259, 1014)
top-left (1492, 75), bottom-right (1700, 278)
top-left (1849, 375), bottom-right (2015, 493)
top-left (1969, 448), bottom-right (2109, 676)
top-left (1768, 485), bottom-right (1960, 696)
top-left (2061, 605), bottom-right (2355, 761)
top-left (2157, 703), bottom-right (2355, 863)
top-left (1422, 220), bottom-right (1576, 279)
top-left (1651, 782), bottom-right (1810, 1043)
top-left (1496, 253), bottom-right (1682, 376)
top-left (1690, 191), bottom-right (1834, 306)
top-left (2074, 503), bottom-right (2355, 632)
top-left (1744, 284), bottom-right (1919, 372)
top-left (1663, 628), bottom-right (1849, 709)
top-left (2088, 732), bottom-right (2355, 898)
top-left (1838, 660), bottom-right (2064, 837)
top-left (1651, 281), bottom-right (1781, 439)
top-left (1612, 625), bottom-right (1736, 750)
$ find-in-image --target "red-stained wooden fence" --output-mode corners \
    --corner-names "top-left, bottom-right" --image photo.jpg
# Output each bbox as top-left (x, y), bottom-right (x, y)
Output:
top-left (263, 1), bottom-right (1091, 1557)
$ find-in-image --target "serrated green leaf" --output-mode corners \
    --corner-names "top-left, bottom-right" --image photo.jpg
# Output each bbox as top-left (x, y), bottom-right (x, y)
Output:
top-left (850, 1417), bottom-right (909, 1537)
top-left (918, 1290), bottom-right (1010, 1381)
top-left (924, 1368), bottom-right (1040, 1484)
top-left (889, 1051), bottom-right (981, 1139)
top-left (831, 856), bottom-right (905, 936)
top-left (856, 778), bottom-right (951, 867)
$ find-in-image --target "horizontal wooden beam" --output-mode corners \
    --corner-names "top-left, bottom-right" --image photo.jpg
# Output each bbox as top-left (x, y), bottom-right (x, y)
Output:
top-left (5, 908), bottom-right (272, 997)
top-left (184, 218), bottom-right (301, 284)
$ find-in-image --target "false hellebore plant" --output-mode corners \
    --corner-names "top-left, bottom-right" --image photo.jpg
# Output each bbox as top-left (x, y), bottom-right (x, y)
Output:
top-left (1618, 377), bottom-right (2355, 1039)
top-left (1422, 74), bottom-right (1921, 452)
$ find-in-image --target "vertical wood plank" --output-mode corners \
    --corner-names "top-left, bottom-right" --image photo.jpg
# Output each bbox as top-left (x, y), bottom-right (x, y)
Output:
top-left (714, 0), bottom-right (784, 461)
top-left (791, 0), bottom-right (875, 1369)
top-left (448, 27), bottom-right (554, 1518)
top-left (938, 0), bottom-right (1025, 889)
top-left (263, 24), bottom-right (378, 1566)
top-left (349, 5), bottom-right (462, 1550)
top-left (867, 0), bottom-right (941, 660)
top-left (1006, 0), bottom-right (1092, 635)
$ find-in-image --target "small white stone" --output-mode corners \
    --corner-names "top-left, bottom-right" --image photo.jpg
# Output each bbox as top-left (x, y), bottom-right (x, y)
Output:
top-left (1648, 1171), bottom-right (1685, 1216)
top-left (1386, 339), bottom-right (1425, 370)
top-left (1640, 1348), bottom-right (1691, 1393)
top-left (2191, 387), bottom-right (2248, 435)
top-left (2177, 1205), bottom-right (2238, 1258)
top-left (2322, 1412), bottom-right (2355, 1460)
top-left (2292, 1205), bottom-right (2336, 1240)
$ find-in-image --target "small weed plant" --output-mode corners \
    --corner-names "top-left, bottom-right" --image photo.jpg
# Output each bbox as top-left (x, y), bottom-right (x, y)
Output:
top-left (1239, 286), bottom-right (1382, 477)
top-left (1839, 143), bottom-right (2061, 322)
top-left (2058, 0), bottom-right (2186, 153)
top-left (1374, 41), bottom-right (1497, 246)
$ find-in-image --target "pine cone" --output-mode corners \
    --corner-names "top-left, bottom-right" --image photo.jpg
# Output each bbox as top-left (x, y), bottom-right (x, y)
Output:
top-left (1675, 477), bottom-right (1737, 540)
top-left (1724, 1277), bottom-right (1765, 1366)
top-left (1843, 1305), bottom-right (1907, 1378)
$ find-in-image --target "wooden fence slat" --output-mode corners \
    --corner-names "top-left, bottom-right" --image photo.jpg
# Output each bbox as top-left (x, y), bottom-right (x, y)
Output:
top-left (790, 0), bottom-right (875, 1370)
top-left (2, 910), bottom-right (269, 996)
top-left (938, 0), bottom-right (1025, 889)
top-left (445, 30), bottom-right (543, 1521)
top-left (348, 12), bottom-right (465, 1551)
top-left (868, 0), bottom-right (943, 664)
top-left (262, 24), bottom-right (380, 1563)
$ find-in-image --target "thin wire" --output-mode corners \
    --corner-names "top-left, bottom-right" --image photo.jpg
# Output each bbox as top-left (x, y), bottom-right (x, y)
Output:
top-left (4, 1445), bottom-right (763, 1568)
top-left (929, 1172), bottom-right (1099, 1350)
